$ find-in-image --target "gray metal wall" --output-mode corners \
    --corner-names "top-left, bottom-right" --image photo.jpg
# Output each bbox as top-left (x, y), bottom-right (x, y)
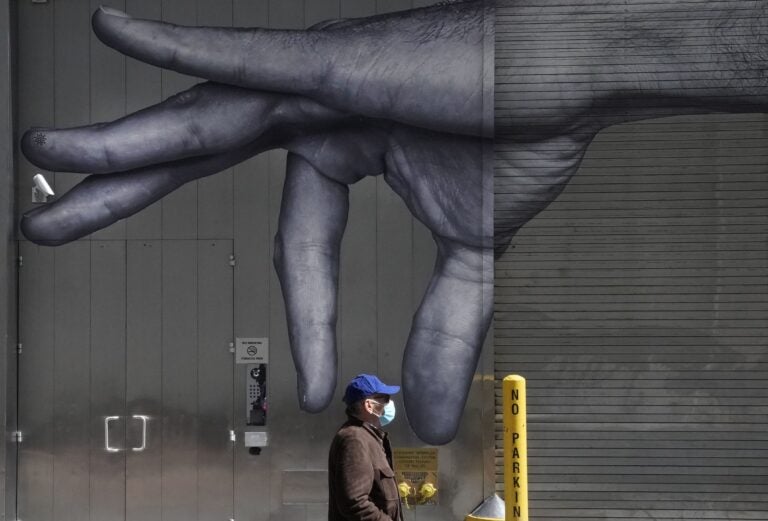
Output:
top-left (1, 0), bottom-right (17, 519)
top-left (12, 1), bottom-right (494, 521)
top-left (495, 2), bottom-right (768, 519)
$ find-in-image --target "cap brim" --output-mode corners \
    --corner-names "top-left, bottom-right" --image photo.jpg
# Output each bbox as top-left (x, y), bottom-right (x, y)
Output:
top-left (378, 384), bottom-right (400, 395)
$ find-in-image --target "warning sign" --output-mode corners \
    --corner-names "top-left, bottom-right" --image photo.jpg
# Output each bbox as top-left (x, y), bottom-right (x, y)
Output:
top-left (393, 448), bottom-right (439, 507)
top-left (236, 337), bottom-right (269, 364)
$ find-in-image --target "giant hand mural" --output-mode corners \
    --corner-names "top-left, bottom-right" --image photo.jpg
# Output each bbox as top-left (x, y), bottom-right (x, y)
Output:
top-left (18, 0), bottom-right (768, 444)
top-left (21, 1), bottom-right (492, 446)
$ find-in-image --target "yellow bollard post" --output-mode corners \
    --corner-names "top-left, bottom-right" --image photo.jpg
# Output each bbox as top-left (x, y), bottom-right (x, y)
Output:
top-left (503, 375), bottom-right (528, 521)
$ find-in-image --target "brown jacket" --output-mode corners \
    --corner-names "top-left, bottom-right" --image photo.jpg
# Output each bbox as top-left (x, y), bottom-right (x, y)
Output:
top-left (328, 416), bottom-right (403, 521)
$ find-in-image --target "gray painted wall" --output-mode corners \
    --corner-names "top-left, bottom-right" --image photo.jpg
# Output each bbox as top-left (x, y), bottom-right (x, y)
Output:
top-left (12, 1), bottom-right (494, 521)
top-left (494, 1), bottom-right (768, 518)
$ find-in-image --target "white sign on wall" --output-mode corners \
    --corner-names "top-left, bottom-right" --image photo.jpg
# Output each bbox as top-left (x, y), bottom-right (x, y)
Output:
top-left (236, 337), bottom-right (269, 364)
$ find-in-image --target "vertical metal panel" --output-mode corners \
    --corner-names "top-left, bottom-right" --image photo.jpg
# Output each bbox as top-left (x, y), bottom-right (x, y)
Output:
top-left (53, 0), bottom-right (90, 200)
top-left (197, 240), bottom-right (235, 520)
top-left (160, 0), bottom-right (198, 239)
top-left (305, 0), bottom-right (339, 26)
top-left (0, 1), bottom-right (15, 518)
top-left (37, 0), bottom-right (127, 493)
top-left (480, 307), bottom-right (497, 498)
top-left (305, 0), bottom-right (346, 452)
top-left (316, 4), bottom-right (386, 514)
top-left (410, 218), bottom-right (440, 517)
top-left (409, 0), bottom-right (439, 334)
top-left (479, 333), bottom-right (497, 498)
top-left (161, 240), bottom-right (198, 520)
top-left (305, 503), bottom-right (328, 521)
top-left (89, 241), bottom-right (127, 521)
top-left (411, 222), bottom-right (436, 313)
top-left (376, 0), bottom-right (412, 15)
top-left (196, 0), bottom-right (234, 240)
top-left (289, 8), bottom-right (354, 519)
top-left (338, 0), bottom-right (377, 397)
top-left (267, 144), bottom-right (301, 518)
top-left (126, 240), bottom-right (162, 521)
top-left (232, 173), bottom-right (273, 521)
top-left (265, 3), bottom-right (307, 518)
top-left (374, 0), bottom-right (412, 387)
top-left (16, 0), bottom-right (54, 218)
top-left (53, 242), bottom-right (91, 521)
top-left (442, 340), bottom-right (489, 520)
top-left (268, 0), bottom-right (304, 29)
top-left (17, 243), bottom-right (55, 521)
top-left (124, 0), bottom-right (163, 239)
top-left (339, 0), bottom-right (375, 18)
top-left (232, 0), bottom-right (271, 516)
top-left (89, 0), bottom-right (126, 240)
top-left (233, 0), bottom-right (269, 29)
top-left (337, 187), bottom-right (379, 381)
top-left (373, 173), bottom-right (412, 381)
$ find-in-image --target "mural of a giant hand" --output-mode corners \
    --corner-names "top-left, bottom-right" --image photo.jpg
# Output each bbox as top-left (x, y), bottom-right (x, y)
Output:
top-left (21, 79), bottom-right (491, 445)
top-left (21, 0), bottom-right (494, 445)
top-left (20, 0), bottom-right (768, 445)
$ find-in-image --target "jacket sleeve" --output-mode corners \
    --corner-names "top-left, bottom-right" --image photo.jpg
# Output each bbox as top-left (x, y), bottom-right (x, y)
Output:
top-left (334, 436), bottom-right (394, 521)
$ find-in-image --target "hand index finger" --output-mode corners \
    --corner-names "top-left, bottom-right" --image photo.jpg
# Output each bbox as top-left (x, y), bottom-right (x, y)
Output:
top-left (91, 4), bottom-right (489, 137)
top-left (92, 7), bottom-right (329, 100)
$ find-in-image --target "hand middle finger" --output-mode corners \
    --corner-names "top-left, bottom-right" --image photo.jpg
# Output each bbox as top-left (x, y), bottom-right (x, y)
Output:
top-left (22, 82), bottom-right (287, 174)
top-left (20, 140), bottom-right (262, 246)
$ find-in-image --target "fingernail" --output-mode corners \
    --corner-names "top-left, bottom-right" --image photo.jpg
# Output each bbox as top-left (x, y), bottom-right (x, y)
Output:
top-left (99, 6), bottom-right (130, 18)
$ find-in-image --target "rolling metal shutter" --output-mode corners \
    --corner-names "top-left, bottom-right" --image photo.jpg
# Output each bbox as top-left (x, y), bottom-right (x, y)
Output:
top-left (495, 1), bottom-right (768, 518)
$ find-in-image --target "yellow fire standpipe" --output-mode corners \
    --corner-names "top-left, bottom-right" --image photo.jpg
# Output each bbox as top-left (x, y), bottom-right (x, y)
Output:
top-left (504, 375), bottom-right (528, 521)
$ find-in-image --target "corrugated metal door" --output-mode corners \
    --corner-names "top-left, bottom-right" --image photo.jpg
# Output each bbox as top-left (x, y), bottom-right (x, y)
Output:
top-left (494, 114), bottom-right (768, 518)
top-left (495, 0), bottom-right (768, 516)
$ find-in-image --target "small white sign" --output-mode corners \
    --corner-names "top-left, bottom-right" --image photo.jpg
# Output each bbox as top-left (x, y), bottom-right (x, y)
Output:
top-left (236, 337), bottom-right (269, 364)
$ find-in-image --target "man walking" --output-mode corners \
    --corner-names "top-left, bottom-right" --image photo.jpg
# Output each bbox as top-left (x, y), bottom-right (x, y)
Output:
top-left (328, 374), bottom-right (404, 521)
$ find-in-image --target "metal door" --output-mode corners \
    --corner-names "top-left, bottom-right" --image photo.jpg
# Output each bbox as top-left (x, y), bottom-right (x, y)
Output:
top-left (16, 239), bottom-right (235, 521)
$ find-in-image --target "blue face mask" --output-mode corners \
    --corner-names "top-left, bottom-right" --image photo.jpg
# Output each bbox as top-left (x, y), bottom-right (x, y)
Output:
top-left (372, 400), bottom-right (396, 426)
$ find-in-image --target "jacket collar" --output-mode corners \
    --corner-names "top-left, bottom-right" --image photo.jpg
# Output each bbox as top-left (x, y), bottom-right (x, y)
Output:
top-left (345, 414), bottom-right (387, 442)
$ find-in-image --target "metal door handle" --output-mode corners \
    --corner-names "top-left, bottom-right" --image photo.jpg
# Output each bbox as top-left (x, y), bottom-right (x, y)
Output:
top-left (104, 416), bottom-right (121, 453)
top-left (132, 415), bottom-right (149, 452)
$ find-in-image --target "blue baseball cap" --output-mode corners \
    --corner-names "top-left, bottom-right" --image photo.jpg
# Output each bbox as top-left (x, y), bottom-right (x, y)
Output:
top-left (343, 374), bottom-right (400, 405)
